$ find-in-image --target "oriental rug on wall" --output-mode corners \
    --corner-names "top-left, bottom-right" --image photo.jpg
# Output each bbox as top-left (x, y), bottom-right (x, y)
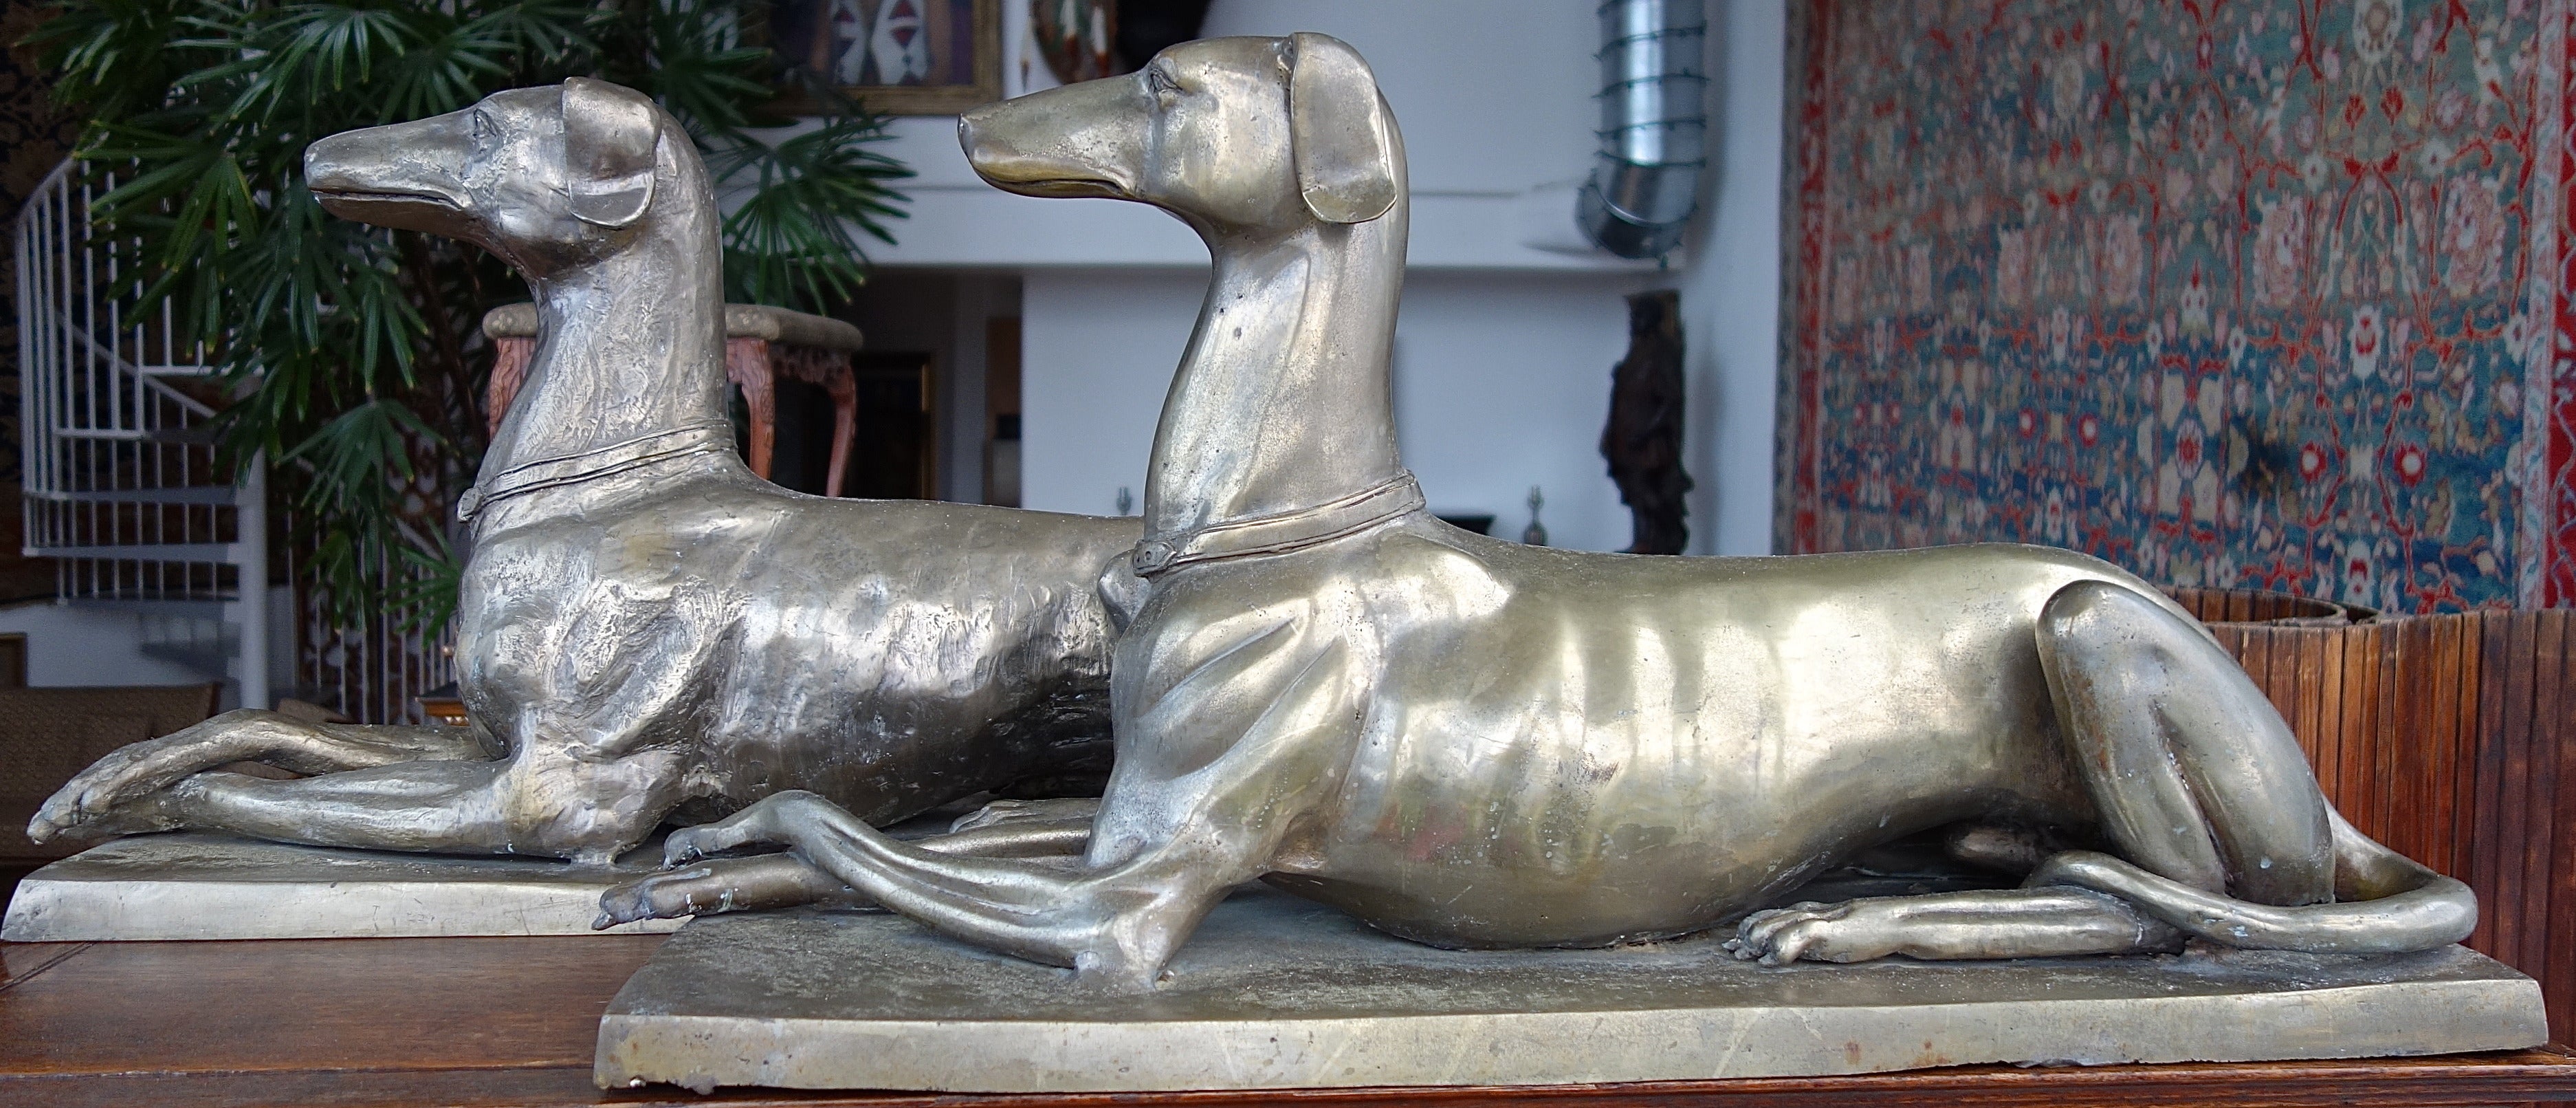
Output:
top-left (1778, 0), bottom-right (2576, 610)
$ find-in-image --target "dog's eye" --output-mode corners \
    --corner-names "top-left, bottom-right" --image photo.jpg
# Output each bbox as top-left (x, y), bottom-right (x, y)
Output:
top-left (1145, 66), bottom-right (1180, 98)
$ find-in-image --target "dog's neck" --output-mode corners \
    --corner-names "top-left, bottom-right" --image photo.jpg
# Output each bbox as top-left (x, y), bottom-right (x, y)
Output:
top-left (480, 158), bottom-right (730, 499)
top-left (1143, 204), bottom-right (1409, 541)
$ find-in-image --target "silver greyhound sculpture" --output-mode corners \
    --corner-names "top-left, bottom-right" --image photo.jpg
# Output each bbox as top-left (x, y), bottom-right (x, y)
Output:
top-left (602, 34), bottom-right (2478, 985)
top-left (27, 79), bottom-right (1133, 881)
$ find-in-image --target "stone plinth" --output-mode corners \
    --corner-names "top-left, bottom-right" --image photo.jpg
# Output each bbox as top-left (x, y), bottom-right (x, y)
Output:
top-left (1, 832), bottom-right (677, 940)
top-left (593, 885), bottom-right (2549, 1094)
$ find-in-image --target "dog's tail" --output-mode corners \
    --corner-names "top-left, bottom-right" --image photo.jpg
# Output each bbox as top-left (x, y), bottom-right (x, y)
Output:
top-left (2029, 808), bottom-right (2476, 955)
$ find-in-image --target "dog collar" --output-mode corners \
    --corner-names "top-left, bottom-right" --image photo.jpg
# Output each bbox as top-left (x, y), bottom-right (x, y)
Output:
top-left (458, 420), bottom-right (734, 522)
top-left (1131, 472), bottom-right (1424, 578)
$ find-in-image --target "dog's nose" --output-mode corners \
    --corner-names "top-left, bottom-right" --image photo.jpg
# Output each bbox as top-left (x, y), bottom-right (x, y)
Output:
top-left (956, 102), bottom-right (1000, 150)
top-left (302, 132), bottom-right (368, 195)
top-left (956, 102), bottom-right (1015, 173)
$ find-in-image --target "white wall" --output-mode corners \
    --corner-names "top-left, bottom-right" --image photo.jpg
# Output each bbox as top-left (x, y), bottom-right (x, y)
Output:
top-left (1680, 0), bottom-right (1787, 554)
top-left (1391, 273), bottom-right (1654, 550)
top-left (0, 601), bottom-right (222, 688)
top-left (1014, 0), bottom-right (1789, 556)
top-left (866, 3), bottom-right (1657, 271)
top-left (1020, 269), bottom-right (1196, 519)
top-left (1022, 270), bottom-right (1654, 551)
top-left (0, 587), bottom-right (293, 706)
top-left (1194, 2), bottom-right (1596, 197)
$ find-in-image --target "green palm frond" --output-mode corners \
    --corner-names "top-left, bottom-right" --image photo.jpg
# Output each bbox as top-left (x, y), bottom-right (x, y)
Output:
top-left (29, 0), bottom-right (914, 629)
top-left (721, 116), bottom-right (913, 308)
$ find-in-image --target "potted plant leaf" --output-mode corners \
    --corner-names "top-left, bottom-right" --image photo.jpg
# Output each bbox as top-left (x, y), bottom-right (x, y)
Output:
top-left (25, 0), bottom-right (913, 636)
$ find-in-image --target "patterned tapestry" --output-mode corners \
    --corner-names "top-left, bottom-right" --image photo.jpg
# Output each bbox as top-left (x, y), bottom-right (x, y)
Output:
top-left (1779, 0), bottom-right (2576, 611)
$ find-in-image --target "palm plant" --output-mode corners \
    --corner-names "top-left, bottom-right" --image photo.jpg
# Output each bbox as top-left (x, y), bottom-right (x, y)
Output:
top-left (27, 0), bottom-right (912, 631)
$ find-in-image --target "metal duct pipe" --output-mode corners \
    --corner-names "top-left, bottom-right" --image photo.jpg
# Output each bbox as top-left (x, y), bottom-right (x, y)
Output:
top-left (1578, 0), bottom-right (1708, 259)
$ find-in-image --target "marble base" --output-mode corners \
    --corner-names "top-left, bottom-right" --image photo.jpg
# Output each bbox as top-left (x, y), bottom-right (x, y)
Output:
top-left (594, 886), bottom-right (2549, 1094)
top-left (1, 832), bottom-right (679, 940)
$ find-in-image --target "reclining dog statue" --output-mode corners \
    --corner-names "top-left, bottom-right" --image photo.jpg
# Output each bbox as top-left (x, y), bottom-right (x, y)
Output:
top-left (28, 79), bottom-right (1134, 887)
top-left (600, 35), bottom-right (2477, 987)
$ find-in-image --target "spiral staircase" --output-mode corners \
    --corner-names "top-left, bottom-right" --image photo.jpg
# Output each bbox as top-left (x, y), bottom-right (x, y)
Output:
top-left (14, 161), bottom-right (268, 707)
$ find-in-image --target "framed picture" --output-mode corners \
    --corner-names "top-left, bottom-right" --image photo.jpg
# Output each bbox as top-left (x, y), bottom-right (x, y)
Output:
top-left (769, 0), bottom-right (1000, 116)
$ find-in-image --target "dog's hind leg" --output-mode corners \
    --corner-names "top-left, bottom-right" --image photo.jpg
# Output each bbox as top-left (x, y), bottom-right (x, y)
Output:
top-left (1735, 580), bottom-right (2474, 964)
top-left (2025, 580), bottom-right (2474, 953)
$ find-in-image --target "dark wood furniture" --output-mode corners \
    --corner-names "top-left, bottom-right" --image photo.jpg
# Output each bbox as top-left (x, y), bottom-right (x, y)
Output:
top-left (0, 683), bottom-right (222, 863)
top-left (483, 303), bottom-right (866, 497)
top-left (414, 682), bottom-right (470, 728)
top-left (0, 934), bottom-right (2568, 1107)
top-left (838, 351), bottom-right (937, 501)
top-left (0, 633), bottom-right (27, 689)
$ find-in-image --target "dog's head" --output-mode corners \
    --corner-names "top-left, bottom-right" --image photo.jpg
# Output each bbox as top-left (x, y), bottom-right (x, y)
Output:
top-left (305, 78), bottom-right (679, 275)
top-left (960, 33), bottom-right (1399, 235)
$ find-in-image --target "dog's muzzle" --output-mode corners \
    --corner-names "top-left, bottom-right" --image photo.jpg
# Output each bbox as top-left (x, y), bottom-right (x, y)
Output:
top-left (305, 113), bottom-right (474, 235)
top-left (958, 80), bottom-right (1145, 202)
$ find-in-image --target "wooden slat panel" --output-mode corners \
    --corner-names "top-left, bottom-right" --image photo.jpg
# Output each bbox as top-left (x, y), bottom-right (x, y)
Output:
top-left (2403, 618), bottom-right (2432, 869)
top-left (2419, 616), bottom-right (2459, 878)
top-left (2545, 616), bottom-right (2566, 1046)
top-left (2237, 629), bottom-right (2278, 749)
top-left (2534, 611), bottom-right (2573, 1046)
top-left (2521, 614), bottom-right (2566, 1014)
top-left (2453, 613), bottom-right (2487, 885)
top-left (2349, 618), bottom-right (2380, 845)
top-left (2372, 620), bottom-right (2414, 864)
top-left (2210, 624), bottom-right (2243, 662)
top-left (2320, 629), bottom-right (2357, 834)
top-left (2349, 622), bottom-right (2388, 849)
top-left (2495, 615), bottom-right (2541, 970)
top-left (2300, 631), bottom-right (2333, 796)
top-left (2170, 587), bottom-right (2212, 623)
top-left (2265, 630), bottom-right (2309, 765)
top-left (2472, 611), bottom-right (2512, 957)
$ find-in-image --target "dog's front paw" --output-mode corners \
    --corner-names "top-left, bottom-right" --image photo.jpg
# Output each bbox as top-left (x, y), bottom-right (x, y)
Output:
top-left (661, 825), bottom-right (731, 867)
top-left (30, 772), bottom-right (199, 845)
top-left (29, 727), bottom-right (249, 842)
top-left (596, 867), bottom-right (723, 929)
top-left (1724, 899), bottom-right (1907, 966)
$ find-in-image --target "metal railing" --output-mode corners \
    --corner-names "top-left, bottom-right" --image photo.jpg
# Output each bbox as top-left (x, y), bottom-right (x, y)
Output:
top-left (20, 158), bottom-right (467, 722)
top-left (294, 540), bottom-right (455, 726)
top-left (16, 160), bottom-right (269, 706)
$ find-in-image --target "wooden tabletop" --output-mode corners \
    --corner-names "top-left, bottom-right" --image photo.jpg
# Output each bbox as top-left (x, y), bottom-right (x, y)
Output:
top-left (0, 934), bottom-right (2569, 1108)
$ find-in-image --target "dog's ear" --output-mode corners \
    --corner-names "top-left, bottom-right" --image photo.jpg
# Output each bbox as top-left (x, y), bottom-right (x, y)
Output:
top-left (1286, 32), bottom-right (1396, 225)
top-left (562, 78), bottom-right (660, 228)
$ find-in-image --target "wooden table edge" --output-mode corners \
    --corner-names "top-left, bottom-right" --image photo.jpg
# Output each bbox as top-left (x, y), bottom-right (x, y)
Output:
top-left (1, 1048), bottom-right (2567, 1108)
